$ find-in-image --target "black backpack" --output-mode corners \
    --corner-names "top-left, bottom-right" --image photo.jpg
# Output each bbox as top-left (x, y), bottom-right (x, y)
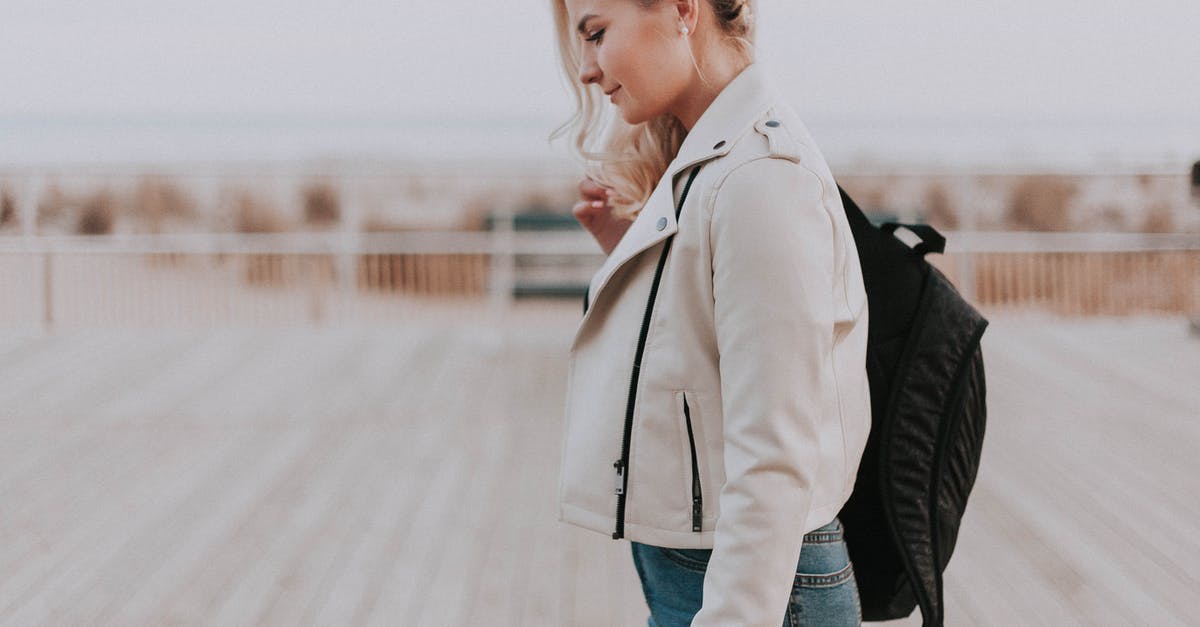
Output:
top-left (834, 186), bottom-right (989, 627)
top-left (580, 172), bottom-right (988, 627)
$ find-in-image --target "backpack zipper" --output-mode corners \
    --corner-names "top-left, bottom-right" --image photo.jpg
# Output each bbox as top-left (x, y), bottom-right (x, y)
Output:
top-left (611, 166), bottom-right (701, 540)
top-left (682, 392), bottom-right (703, 532)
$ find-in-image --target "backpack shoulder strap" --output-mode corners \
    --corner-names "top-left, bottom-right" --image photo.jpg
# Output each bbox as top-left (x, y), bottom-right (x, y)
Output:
top-left (836, 184), bottom-right (946, 258)
top-left (837, 185), bottom-right (874, 233)
top-left (881, 222), bottom-right (946, 257)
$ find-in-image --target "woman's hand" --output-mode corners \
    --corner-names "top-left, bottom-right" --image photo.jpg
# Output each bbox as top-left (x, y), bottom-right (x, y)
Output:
top-left (572, 177), bottom-right (631, 256)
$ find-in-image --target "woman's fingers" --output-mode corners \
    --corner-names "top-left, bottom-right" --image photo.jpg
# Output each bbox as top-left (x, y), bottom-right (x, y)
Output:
top-left (578, 177), bottom-right (610, 203)
top-left (575, 178), bottom-right (627, 255)
top-left (572, 199), bottom-right (606, 225)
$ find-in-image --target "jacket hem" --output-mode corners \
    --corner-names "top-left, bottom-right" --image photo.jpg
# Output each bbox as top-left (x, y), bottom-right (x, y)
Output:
top-left (559, 498), bottom-right (849, 549)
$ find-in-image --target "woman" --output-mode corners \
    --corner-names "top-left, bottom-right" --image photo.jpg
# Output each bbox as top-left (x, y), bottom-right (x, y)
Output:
top-left (549, 1), bottom-right (871, 625)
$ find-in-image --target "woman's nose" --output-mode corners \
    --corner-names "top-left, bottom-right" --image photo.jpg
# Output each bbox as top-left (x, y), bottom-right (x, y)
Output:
top-left (578, 55), bottom-right (601, 86)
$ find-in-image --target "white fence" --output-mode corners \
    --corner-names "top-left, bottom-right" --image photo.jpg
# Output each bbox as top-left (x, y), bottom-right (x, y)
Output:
top-left (0, 229), bottom-right (602, 328)
top-left (2, 164), bottom-right (1197, 327)
top-left (1, 229), bottom-right (1197, 329)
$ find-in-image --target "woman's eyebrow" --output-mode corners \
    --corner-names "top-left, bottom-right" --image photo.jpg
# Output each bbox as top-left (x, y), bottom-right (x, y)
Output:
top-left (576, 13), bottom-right (598, 34)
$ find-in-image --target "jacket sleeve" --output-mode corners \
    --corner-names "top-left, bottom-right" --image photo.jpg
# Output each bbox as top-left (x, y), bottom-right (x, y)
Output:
top-left (692, 157), bottom-right (836, 627)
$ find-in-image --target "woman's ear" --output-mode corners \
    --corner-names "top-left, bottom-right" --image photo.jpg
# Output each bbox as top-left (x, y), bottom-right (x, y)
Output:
top-left (672, 0), bottom-right (700, 34)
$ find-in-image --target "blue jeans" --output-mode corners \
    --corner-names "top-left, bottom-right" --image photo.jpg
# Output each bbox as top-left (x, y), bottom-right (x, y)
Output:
top-left (630, 517), bottom-right (861, 626)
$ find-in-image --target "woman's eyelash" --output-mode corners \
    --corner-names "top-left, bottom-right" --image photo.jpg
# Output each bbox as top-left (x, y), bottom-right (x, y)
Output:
top-left (585, 28), bottom-right (605, 43)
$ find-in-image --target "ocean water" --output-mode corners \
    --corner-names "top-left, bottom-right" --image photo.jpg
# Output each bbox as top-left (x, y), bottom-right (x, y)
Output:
top-left (0, 113), bottom-right (1196, 174)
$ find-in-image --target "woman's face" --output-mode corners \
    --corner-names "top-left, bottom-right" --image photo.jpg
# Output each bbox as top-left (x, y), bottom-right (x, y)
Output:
top-left (564, 0), bottom-right (692, 125)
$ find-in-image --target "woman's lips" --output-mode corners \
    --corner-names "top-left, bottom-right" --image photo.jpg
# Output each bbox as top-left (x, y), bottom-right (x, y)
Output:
top-left (609, 87), bottom-right (621, 102)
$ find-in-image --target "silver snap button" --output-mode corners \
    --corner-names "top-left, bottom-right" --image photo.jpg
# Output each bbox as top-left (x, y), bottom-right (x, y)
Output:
top-left (765, 120), bottom-right (781, 127)
top-left (656, 217), bottom-right (668, 231)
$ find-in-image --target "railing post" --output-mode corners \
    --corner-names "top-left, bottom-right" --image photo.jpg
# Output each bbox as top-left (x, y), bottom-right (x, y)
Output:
top-left (954, 176), bottom-right (977, 305)
top-left (42, 252), bottom-right (54, 329)
top-left (489, 209), bottom-right (515, 313)
top-left (1190, 161), bottom-right (1200, 333)
top-left (307, 254), bottom-right (325, 326)
top-left (337, 176), bottom-right (358, 322)
top-left (18, 176), bottom-right (54, 331)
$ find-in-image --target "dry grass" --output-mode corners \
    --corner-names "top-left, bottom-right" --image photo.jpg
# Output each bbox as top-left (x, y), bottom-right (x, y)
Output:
top-left (233, 191), bottom-right (288, 234)
top-left (922, 181), bottom-right (959, 230)
top-left (36, 183), bottom-right (72, 233)
top-left (457, 196), bottom-right (491, 231)
top-left (1140, 202), bottom-right (1175, 233)
top-left (296, 178), bottom-right (341, 288)
top-left (227, 190), bottom-right (291, 285)
top-left (301, 179), bottom-right (340, 227)
top-left (1007, 175), bottom-right (1079, 231)
top-left (75, 190), bottom-right (116, 235)
top-left (1098, 206), bottom-right (1128, 231)
top-left (8, 171), bottom-right (1190, 239)
top-left (837, 179), bottom-right (887, 211)
top-left (360, 214), bottom-right (420, 233)
top-left (0, 184), bottom-right (16, 230)
top-left (133, 176), bottom-right (195, 233)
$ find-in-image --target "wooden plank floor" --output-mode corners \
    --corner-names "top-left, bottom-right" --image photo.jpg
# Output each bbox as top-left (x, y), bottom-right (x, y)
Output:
top-left (0, 310), bottom-right (1197, 626)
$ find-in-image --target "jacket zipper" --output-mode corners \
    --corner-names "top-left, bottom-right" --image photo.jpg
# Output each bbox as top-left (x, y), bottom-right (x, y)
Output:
top-left (612, 166), bottom-right (702, 540)
top-left (682, 392), bottom-right (703, 532)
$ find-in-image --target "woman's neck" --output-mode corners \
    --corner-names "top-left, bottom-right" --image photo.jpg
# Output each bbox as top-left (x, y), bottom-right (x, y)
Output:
top-left (672, 56), bottom-right (752, 131)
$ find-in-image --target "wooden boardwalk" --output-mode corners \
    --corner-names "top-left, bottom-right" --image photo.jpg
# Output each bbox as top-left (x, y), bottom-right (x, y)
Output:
top-left (0, 308), bottom-right (1197, 626)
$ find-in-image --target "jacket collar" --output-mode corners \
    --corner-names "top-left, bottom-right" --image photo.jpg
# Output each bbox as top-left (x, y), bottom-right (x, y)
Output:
top-left (663, 61), bottom-right (781, 182)
top-left (578, 62), bottom-right (782, 340)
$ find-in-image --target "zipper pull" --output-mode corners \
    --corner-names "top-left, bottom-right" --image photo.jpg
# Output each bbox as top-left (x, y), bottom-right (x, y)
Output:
top-left (692, 497), bottom-right (703, 532)
top-left (613, 460), bottom-right (625, 495)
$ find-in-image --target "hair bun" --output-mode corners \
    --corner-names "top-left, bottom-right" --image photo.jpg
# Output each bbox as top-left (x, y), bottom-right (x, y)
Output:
top-left (720, 0), bottom-right (752, 24)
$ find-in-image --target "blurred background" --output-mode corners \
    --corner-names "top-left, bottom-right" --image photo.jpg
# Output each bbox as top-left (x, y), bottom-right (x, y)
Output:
top-left (1, 1), bottom-right (1197, 625)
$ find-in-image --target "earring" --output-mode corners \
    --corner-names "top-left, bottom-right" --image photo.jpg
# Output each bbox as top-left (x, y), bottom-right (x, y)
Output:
top-left (679, 22), bottom-right (689, 36)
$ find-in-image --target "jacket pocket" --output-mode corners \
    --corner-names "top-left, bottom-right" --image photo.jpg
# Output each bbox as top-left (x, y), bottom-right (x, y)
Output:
top-left (677, 390), bottom-right (704, 532)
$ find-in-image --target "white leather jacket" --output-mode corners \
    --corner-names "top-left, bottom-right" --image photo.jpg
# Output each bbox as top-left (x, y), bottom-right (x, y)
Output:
top-left (558, 62), bottom-right (871, 626)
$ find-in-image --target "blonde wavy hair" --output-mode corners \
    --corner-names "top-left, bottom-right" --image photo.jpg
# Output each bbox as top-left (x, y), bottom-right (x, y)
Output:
top-left (549, 0), bottom-right (755, 219)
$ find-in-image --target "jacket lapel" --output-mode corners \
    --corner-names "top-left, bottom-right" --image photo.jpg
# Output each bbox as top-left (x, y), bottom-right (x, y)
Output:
top-left (580, 135), bottom-right (737, 326)
top-left (585, 172), bottom-right (679, 309)
top-left (574, 62), bottom-right (782, 342)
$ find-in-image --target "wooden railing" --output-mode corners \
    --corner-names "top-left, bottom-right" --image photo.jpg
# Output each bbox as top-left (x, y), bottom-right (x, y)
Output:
top-left (0, 231), bottom-right (600, 327)
top-left (934, 251), bottom-right (1197, 316)
top-left (928, 232), bottom-right (1199, 316)
top-left (0, 230), bottom-right (1195, 328)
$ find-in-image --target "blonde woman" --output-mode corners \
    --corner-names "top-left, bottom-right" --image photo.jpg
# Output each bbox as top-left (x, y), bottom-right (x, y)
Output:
top-left (551, 1), bottom-right (871, 625)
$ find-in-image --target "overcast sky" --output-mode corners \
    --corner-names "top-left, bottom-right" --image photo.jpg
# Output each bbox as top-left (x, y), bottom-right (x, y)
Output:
top-left (2, 0), bottom-right (1198, 167)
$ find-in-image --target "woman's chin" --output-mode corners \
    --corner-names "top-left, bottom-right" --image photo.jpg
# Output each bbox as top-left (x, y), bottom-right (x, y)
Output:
top-left (617, 107), bottom-right (647, 126)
